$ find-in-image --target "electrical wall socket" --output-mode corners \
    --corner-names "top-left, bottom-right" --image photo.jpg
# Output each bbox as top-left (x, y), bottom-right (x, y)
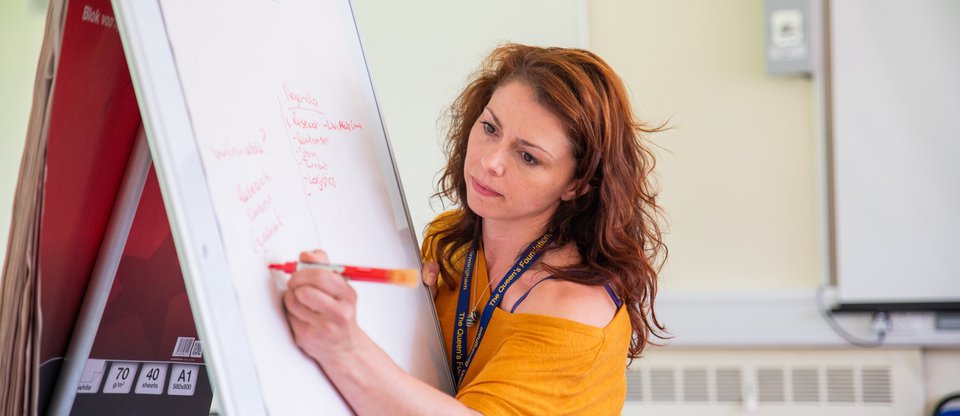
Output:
top-left (764, 0), bottom-right (812, 75)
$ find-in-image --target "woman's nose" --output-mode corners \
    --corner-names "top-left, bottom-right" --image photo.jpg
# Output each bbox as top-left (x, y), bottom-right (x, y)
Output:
top-left (480, 142), bottom-right (507, 176)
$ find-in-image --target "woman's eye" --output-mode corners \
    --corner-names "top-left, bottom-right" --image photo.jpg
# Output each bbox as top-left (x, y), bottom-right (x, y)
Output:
top-left (520, 151), bottom-right (538, 165)
top-left (481, 121), bottom-right (496, 135)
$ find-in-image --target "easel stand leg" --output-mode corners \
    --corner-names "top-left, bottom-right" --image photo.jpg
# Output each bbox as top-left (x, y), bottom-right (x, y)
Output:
top-left (46, 127), bottom-right (151, 415)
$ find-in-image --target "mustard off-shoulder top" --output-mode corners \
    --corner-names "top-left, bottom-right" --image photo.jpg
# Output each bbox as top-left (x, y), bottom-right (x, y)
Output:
top-left (422, 212), bottom-right (630, 415)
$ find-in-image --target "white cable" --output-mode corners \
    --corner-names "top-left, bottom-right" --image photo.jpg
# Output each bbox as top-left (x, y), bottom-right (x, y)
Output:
top-left (815, 285), bottom-right (887, 348)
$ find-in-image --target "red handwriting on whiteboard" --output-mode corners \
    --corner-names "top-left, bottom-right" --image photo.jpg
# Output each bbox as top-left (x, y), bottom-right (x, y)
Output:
top-left (209, 141), bottom-right (265, 160)
top-left (236, 170), bottom-right (273, 203)
top-left (254, 210), bottom-right (283, 250)
top-left (209, 129), bottom-right (268, 160)
top-left (294, 131), bottom-right (329, 145)
top-left (322, 119), bottom-right (364, 132)
top-left (291, 112), bottom-right (320, 130)
top-left (232, 166), bottom-right (284, 253)
top-left (247, 195), bottom-right (274, 222)
top-left (283, 84), bottom-right (320, 109)
top-left (278, 84), bottom-right (369, 195)
top-left (306, 174), bottom-right (337, 192)
top-left (237, 171), bottom-right (275, 222)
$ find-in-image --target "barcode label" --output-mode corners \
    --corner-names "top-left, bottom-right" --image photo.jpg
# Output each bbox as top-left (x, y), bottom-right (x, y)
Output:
top-left (172, 337), bottom-right (195, 358)
top-left (190, 340), bottom-right (203, 358)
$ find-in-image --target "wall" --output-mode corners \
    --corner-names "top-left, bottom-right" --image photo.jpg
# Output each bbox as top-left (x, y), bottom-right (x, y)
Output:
top-left (589, 0), bottom-right (820, 291)
top-left (0, 1), bottom-right (46, 269)
top-left (586, 1), bottom-right (958, 414)
top-left (924, 350), bottom-right (960, 413)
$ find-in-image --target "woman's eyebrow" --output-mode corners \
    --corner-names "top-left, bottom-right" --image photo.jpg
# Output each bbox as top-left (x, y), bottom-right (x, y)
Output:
top-left (484, 107), bottom-right (502, 127)
top-left (485, 107), bottom-right (554, 158)
top-left (518, 139), bottom-right (551, 158)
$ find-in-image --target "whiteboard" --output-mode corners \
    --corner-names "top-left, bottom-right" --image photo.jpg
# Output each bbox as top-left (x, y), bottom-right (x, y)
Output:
top-left (828, 0), bottom-right (960, 307)
top-left (112, 0), bottom-right (455, 414)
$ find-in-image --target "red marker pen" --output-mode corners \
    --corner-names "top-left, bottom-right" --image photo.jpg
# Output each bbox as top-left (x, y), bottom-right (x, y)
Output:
top-left (269, 262), bottom-right (418, 287)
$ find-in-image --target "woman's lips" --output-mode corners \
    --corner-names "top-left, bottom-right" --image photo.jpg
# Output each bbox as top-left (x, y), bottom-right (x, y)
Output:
top-left (471, 176), bottom-right (502, 197)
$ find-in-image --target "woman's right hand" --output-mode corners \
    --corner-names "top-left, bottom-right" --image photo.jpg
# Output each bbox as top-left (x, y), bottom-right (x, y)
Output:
top-left (283, 250), bottom-right (362, 365)
top-left (422, 261), bottom-right (439, 299)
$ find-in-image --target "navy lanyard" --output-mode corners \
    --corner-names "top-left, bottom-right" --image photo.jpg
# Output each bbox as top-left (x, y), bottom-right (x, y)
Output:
top-left (451, 233), bottom-right (552, 388)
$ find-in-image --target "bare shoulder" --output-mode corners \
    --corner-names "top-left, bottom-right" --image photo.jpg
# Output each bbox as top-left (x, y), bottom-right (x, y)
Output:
top-left (513, 278), bottom-right (619, 328)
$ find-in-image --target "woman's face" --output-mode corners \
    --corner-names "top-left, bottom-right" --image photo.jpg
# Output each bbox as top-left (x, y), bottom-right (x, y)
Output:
top-left (464, 81), bottom-right (579, 227)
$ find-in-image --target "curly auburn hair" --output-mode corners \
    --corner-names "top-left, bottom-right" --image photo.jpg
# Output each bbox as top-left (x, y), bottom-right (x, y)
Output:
top-left (425, 43), bottom-right (668, 358)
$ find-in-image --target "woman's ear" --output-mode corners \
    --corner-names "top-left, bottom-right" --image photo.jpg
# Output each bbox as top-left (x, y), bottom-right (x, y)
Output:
top-left (561, 183), bottom-right (591, 202)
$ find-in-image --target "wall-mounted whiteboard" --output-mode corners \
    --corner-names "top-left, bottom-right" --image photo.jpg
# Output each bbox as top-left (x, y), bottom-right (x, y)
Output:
top-left (113, 0), bottom-right (454, 414)
top-left (828, 0), bottom-right (960, 308)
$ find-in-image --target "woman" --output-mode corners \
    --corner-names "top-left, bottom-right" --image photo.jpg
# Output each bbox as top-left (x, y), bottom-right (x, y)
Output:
top-left (283, 43), bottom-right (666, 415)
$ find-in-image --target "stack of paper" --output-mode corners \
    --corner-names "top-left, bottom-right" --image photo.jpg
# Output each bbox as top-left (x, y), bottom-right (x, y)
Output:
top-left (0, 0), bottom-right (65, 414)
